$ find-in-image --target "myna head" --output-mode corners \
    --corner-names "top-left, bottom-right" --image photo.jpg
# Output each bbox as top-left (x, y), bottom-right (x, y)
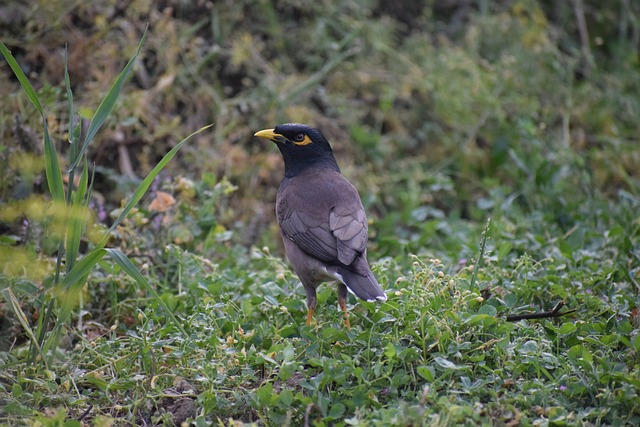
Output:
top-left (254, 123), bottom-right (340, 177)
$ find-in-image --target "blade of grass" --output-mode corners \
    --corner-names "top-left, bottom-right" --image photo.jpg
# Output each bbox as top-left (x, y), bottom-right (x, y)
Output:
top-left (0, 42), bottom-right (44, 114)
top-left (59, 248), bottom-right (108, 292)
top-left (64, 45), bottom-right (79, 159)
top-left (32, 298), bottom-right (55, 365)
top-left (76, 157), bottom-right (89, 204)
top-left (43, 124), bottom-right (65, 203)
top-left (65, 159), bottom-right (89, 272)
top-left (64, 44), bottom-right (78, 210)
top-left (1, 288), bottom-right (48, 369)
top-left (57, 248), bottom-right (107, 323)
top-left (70, 26), bottom-right (148, 170)
top-left (96, 123), bottom-right (214, 248)
top-left (41, 47), bottom-right (74, 353)
top-left (1, 42), bottom-right (65, 202)
top-left (87, 161), bottom-right (96, 206)
top-left (107, 248), bottom-right (187, 336)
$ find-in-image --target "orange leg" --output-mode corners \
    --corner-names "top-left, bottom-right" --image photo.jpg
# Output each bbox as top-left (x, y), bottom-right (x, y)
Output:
top-left (338, 284), bottom-right (350, 330)
top-left (306, 307), bottom-right (315, 326)
top-left (304, 286), bottom-right (317, 327)
top-left (338, 297), bottom-right (351, 330)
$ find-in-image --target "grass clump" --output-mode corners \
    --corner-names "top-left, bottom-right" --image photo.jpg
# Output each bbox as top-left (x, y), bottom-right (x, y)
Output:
top-left (0, 28), bottom-right (210, 418)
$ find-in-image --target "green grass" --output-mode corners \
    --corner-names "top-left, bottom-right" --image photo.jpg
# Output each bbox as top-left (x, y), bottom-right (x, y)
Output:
top-left (5, 223), bottom-right (640, 425)
top-left (2, 184), bottom-right (638, 425)
top-left (1, 1), bottom-right (639, 426)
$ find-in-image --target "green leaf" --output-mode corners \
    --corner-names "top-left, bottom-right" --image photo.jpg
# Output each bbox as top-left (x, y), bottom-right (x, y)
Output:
top-left (74, 158), bottom-right (89, 205)
top-left (255, 382), bottom-right (273, 408)
top-left (558, 322), bottom-right (577, 335)
top-left (43, 123), bottom-right (65, 202)
top-left (464, 313), bottom-right (492, 326)
top-left (281, 343), bottom-right (295, 363)
top-left (2, 401), bottom-right (32, 417)
top-left (328, 402), bottom-right (346, 419)
top-left (279, 389), bottom-right (293, 406)
top-left (11, 384), bottom-right (23, 398)
top-left (497, 241), bottom-right (513, 260)
top-left (478, 304), bottom-right (497, 316)
top-left (518, 340), bottom-right (539, 355)
top-left (434, 356), bottom-right (458, 370)
top-left (70, 27), bottom-right (148, 170)
top-left (417, 365), bottom-right (435, 381)
top-left (64, 45), bottom-right (80, 160)
top-left (581, 346), bottom-right (593, 364)
top-left (384, 342), bottom-right (397, 358)
top-left (568, 344), bottom-right (583, 360)
top-left (321, 326), bottom-right (349, 342)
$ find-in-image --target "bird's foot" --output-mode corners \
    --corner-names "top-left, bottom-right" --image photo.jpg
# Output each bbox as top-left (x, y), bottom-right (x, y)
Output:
top-left (306, 308), bottom-right (316, 327)
top-left (338, 298), bottom-right (351, 331)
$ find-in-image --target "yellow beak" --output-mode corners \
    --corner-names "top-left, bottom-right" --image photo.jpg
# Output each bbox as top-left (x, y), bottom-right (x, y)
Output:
top-left (254, 128), bottom-right (280, 141)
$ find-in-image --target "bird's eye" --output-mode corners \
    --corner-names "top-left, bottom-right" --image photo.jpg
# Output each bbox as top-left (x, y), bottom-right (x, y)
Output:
top-left (293, 133), bottom-right (305, 142)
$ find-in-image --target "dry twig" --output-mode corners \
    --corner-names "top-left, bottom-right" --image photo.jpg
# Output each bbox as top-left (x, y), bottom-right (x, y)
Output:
top-left (506, 301), bottom-right (577, 322)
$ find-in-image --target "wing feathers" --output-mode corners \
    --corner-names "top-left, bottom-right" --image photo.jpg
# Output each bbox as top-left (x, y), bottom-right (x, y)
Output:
top-left (277, 169), bottom-right (369, 267)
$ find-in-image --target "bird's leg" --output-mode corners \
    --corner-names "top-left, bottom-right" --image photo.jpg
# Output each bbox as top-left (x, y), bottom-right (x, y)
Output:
top-left (304, 285), bottom-right (317, 327)
top-left (338, 283), bottom-right (350, 330)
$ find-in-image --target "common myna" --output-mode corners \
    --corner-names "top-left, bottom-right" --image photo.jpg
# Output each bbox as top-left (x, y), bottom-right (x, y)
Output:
top-left (254, 123), bottom-right (387, 329)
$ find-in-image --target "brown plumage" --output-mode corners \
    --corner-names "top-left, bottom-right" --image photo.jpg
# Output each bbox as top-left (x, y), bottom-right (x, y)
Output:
top-left (254, 123), bottom-right (387, 328)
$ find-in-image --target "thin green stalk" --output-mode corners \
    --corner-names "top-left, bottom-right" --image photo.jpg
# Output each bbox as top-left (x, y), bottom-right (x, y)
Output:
top-left (470, 218), bottom-right (491, 291)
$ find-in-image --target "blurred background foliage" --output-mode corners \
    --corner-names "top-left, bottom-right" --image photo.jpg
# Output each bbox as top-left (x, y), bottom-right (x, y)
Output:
top-left (1, 0), bottom-right (639, 349)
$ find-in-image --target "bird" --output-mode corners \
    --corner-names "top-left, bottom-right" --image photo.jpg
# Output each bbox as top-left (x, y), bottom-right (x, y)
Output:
top-left (254, 123), bottom-right (387, 329)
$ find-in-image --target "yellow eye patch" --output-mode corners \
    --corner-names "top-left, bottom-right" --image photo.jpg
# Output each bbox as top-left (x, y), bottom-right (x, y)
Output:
top-left (293, 135), bottom-right (313, 146)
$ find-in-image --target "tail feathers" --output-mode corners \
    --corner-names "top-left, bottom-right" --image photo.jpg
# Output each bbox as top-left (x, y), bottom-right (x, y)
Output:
top-left (337, 264), bottom-right (387, 303)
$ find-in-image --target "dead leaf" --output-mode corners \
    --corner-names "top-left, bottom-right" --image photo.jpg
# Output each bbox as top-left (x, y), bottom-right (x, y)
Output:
top-left (149, 191), bottom-right (176, 212)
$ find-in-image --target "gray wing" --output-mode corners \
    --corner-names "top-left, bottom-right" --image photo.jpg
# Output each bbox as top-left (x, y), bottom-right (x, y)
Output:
top-left (277, 171), bottom-right (368, 266)
top-left (330, 202), bottom-right (367, 265)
